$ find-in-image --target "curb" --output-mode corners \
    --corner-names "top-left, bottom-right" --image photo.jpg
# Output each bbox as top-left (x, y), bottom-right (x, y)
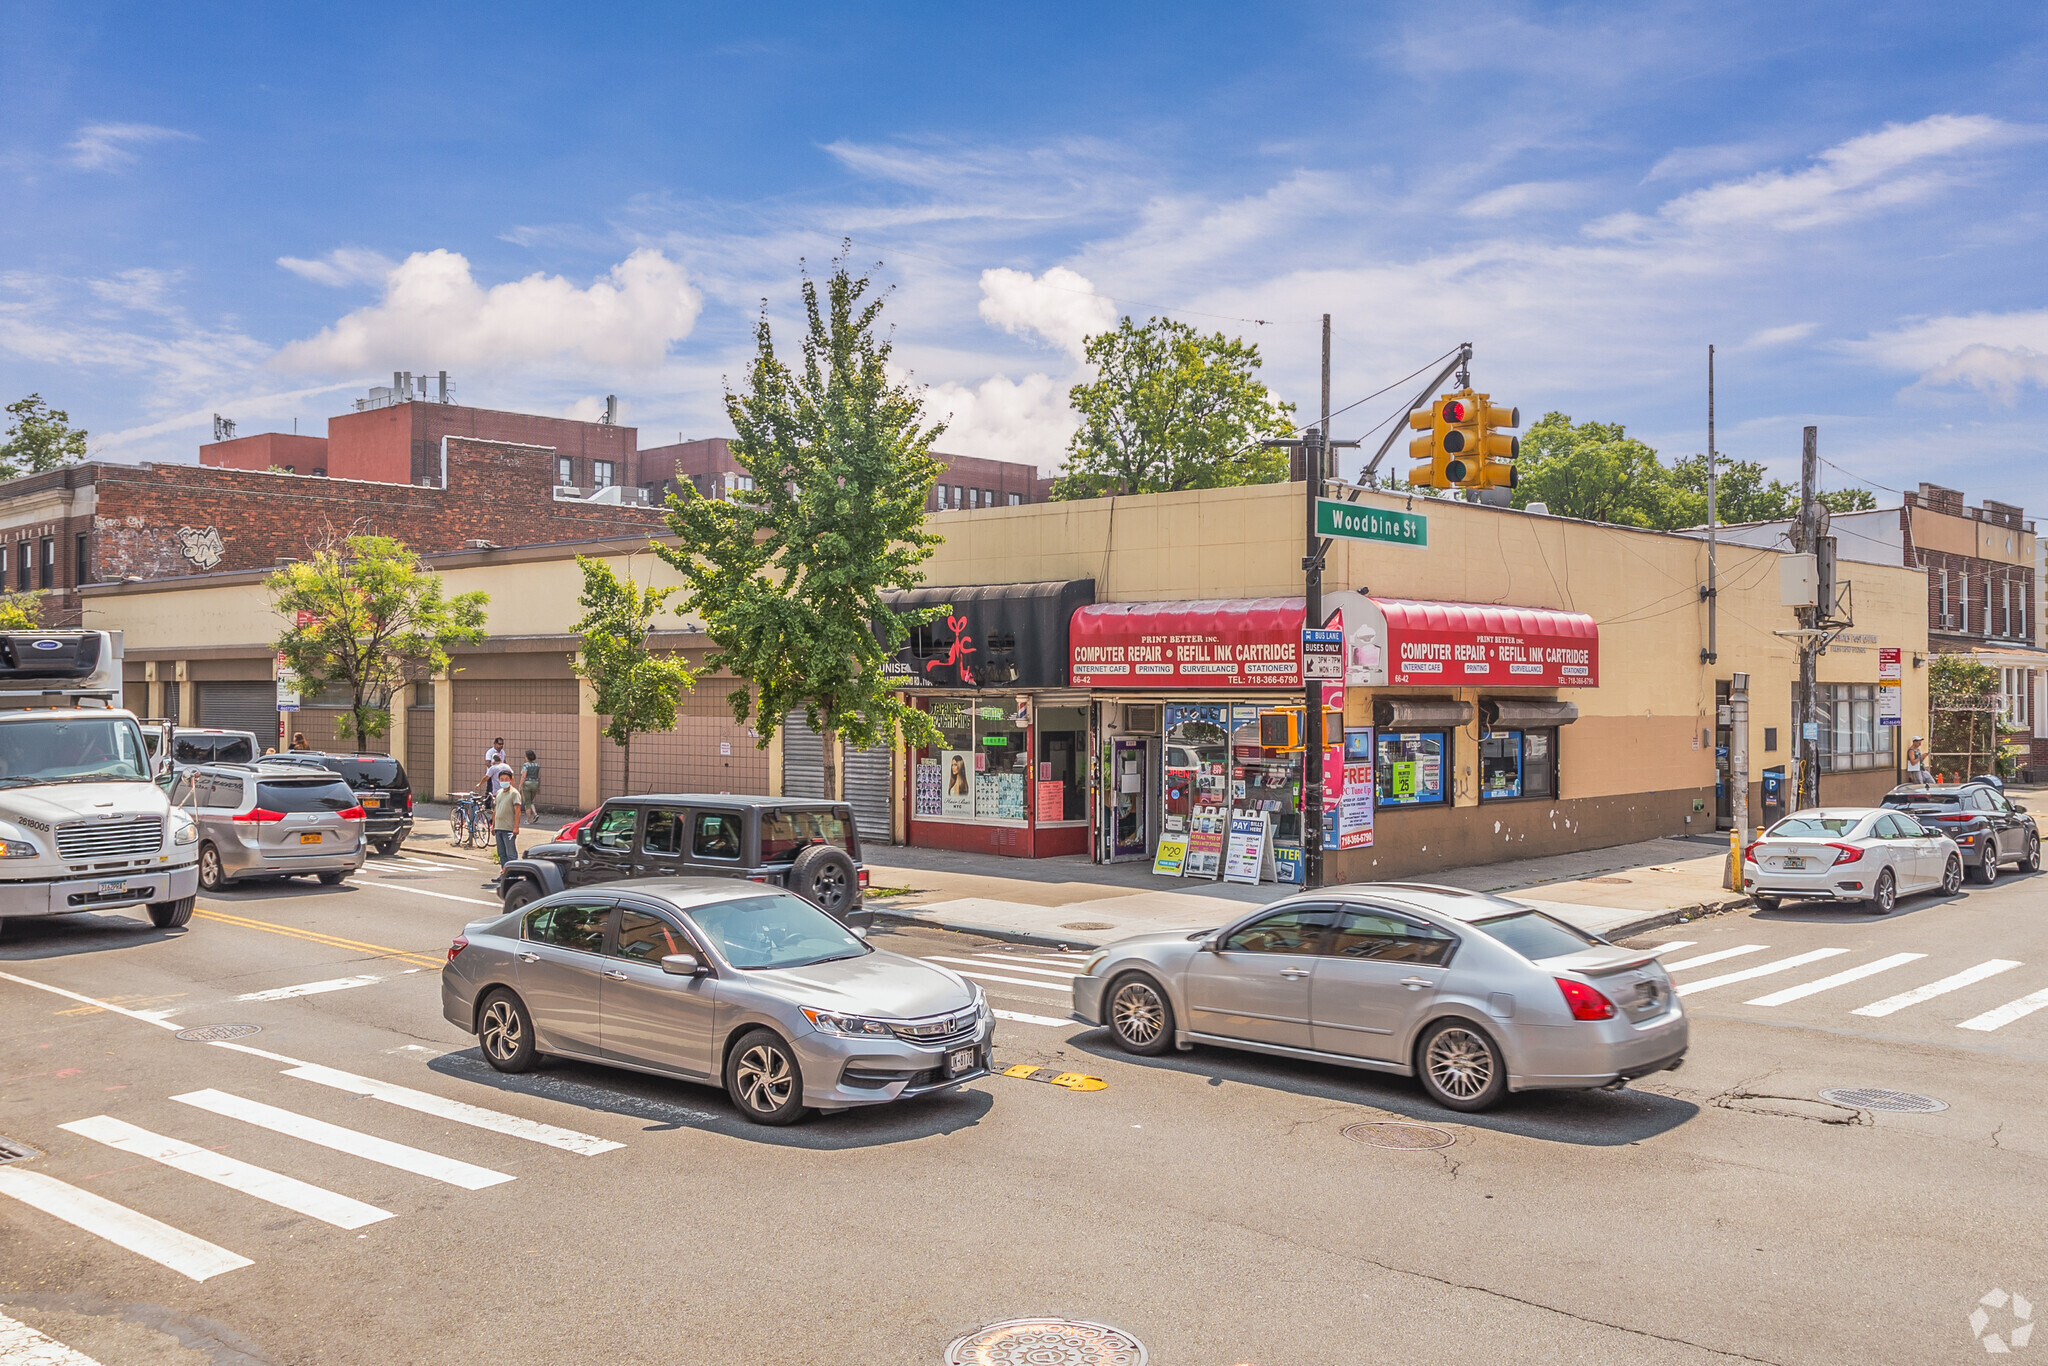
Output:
top-left (1605, 894), bottom-right (1753, 939)
top-left (871, 909), bottom-right (1111, 953)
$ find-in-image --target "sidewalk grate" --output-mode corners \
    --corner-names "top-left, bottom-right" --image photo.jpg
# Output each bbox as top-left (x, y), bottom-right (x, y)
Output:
top-left (0, 1136), bottom-right (42, 1165)
top-left (945, 1318), bottom-right (1145, 1365)
top-left (1818, 1087), bottom-right (1946, 1113)
top-left (175, 1024), bottom-right (262, 1043)
top-left (1343, 1120), bottom-right (1455, 1150)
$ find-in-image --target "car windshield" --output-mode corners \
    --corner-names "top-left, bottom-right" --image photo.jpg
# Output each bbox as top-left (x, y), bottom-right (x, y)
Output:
top-left (1471, 909), bottom-right (1599, 961)
top-left (174, 734), bottom-right (254, 764)
top-left (1884, 792), bottom-right (1958, 808)
top-left (684, 892), bottom-right (867, 970)
top-left (1769, 816), bottom-right (1864, 838)
top-left (0, 716), bottom-right (152, 786)
top-left (759, 808), bottom-right (854, 861)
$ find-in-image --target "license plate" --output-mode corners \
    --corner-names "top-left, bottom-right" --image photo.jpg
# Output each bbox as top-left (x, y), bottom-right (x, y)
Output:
top-left (361, 797), bottom-right (381, 808)
top-left (947, 1048), bottom-right (976, 1075)
top-left (1781, 856), bottom-right (1804, 869)
top-left (98, 878), bottom-right (127, 893)
top-left (299, 832), bottom-right (322, 845)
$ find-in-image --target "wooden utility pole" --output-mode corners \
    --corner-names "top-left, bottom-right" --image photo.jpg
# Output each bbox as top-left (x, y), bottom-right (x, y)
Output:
top-left (1795, 426), bottom-right (1821, 811)
top-left (1302, 313), bottom-right (1331, 889)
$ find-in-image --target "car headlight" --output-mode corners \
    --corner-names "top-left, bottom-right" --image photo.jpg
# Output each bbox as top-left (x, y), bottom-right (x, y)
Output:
top-left (171, 814), bottom-right (198, 846)
top-left (973, 983), bottom-right (991, 1019)
top-left (800, 1007), bottom-right (898, 1038)
top-left (1082, 950), bottom-right (1109, 977)
top-left (0, 839), bottom-right (37, 858)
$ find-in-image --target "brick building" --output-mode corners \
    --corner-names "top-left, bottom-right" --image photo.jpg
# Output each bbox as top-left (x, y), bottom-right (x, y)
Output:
top-left (637, 436), bottom-right (1047, 511)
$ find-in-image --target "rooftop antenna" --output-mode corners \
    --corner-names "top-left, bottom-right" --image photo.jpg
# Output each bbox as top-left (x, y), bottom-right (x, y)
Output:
top-left (211, 414), bottom-right (235, 442)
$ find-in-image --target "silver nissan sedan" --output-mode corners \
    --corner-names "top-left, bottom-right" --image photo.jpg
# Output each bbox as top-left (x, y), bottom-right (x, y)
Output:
top-left (1072, 883), bottom-right (1687, 1112)
top-left (442, 879), bottom-right (994, 1125)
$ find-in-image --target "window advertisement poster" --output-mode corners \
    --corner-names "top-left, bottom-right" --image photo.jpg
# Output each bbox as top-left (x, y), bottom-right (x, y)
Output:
top-left (1339, 727), bottom-right (1375, 849)
top-left (941, 751), bottom-right (975, 817)
top-left (1878, 646), bottom-right (1903, 727)
top-left (1273, 841), bottom-right (1305, 883)
top-left (913, 762), bottom-right (944, 818)
top-left (1224, 813), bottom-right (1269, 883)
top-left (1152, 834), bottom-right (1189, 877)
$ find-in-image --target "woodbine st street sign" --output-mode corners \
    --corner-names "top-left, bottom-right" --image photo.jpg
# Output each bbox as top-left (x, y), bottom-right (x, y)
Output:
top-left (1316, 499), bottom-right (1427, 547)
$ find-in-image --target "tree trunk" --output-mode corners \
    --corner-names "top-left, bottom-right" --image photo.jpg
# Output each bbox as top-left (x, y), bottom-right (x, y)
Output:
top-left (821, 725), bottom-right (840, 802)
top-left (622, 734), bottom-right (632, 796)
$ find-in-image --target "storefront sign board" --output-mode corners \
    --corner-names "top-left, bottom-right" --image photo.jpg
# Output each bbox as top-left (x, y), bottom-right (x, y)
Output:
top-left (1185, 815), bottom-right (1227, 879)
top-left (1339, 727), bottom-right (1374, 849)
top-left (1315, 499), bottom-right (1427, 547)
top-left (1224, 813), bottom-right (1270, 884)
top-left (1273, 842), bottom-right (1304, 884)
top-left (1152, 835), bottom-right (1189, 877)
top-left (1324, 593), bottom-right (1600, 688)
top-left (1071, 599), bottom-right (1305, 687)
top-left (1878, 646), bottom-right (1902, 727)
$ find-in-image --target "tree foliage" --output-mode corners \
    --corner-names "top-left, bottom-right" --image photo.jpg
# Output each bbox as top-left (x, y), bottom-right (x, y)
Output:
top-left (1928, 652), bottom-right (2008, 777)
top-left (655, 254), bottom-right (949, 797)
top-left (269, 535), bottom-right (489, 745)
top-left (0, 592), bottom-right (41, 630)
top-left (569, 556), bottom-right (696, 795)
top-left (2, 395), bottom-right (88, 480)
top-left (1052, 317), bottom-right (1295, 498)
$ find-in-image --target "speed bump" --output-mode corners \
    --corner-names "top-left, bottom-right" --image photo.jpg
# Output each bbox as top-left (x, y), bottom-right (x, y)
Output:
top-left (998, 1064), bottom-right (1106, 1091)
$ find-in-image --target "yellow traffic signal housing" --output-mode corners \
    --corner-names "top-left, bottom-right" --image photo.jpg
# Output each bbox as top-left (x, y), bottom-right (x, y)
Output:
top-left (1407, 390), bottom-right (1521, 489)
top-left (1439, 391), bottom-right (1480, 484)
top-left (1257, 707), bottom-right (1344, 751)
top-left (1472, 395), bottom-right (1520, 489)
top-left (1405, 405), bottom-right (1440, 487)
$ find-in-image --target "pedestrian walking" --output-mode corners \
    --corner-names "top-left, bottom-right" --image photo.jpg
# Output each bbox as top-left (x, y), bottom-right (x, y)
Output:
top-left (485, 737), bottom-right (506, 769)
top-left (520, 750), bottom-right (541, 827)
top-left (492, 779), bottom-right (522, 865)
top-left (1907, 736), bottom-right (1931, 784)
top-left (290, 732), bottom-right (309, 752)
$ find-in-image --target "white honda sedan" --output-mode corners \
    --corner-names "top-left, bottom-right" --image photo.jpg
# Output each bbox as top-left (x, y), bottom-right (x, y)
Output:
top-left (1745, 808), bottom-right (1963, 914)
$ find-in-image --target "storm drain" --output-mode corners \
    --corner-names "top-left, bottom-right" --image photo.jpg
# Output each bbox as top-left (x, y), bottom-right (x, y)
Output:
top-left (1817, 1087), bottom-right (1947, 1113)
top-left (944, 1318), bottom-right (1146, 1365)
top-left (0, 1136), bottom-right (42, 1165)
top-left (1343, 1120), bottom-right (1456, 1150)
top-left (175, 1024), bottom-right (262, 1043)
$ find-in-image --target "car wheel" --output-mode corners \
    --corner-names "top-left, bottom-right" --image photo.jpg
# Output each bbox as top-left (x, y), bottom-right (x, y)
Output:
top-left (1974, 840), bottom-right (1999, 884)
top-left (2023, 834), bottom-right (2042, 874)
top-left (502, 879), bottom-right (540, 913)
top-left (726, 1028), bottom-right (807, 1125)
top-left (1416, 1019), bottom-right (1508, 1113)
top-left (196, 843), bottom-right (230, 892)
top-left (376, 838), bottom-right (402, 857)
top-left (787, 845), bottom-right (858, 919)
top-left (1754, 895), bottom-right (1781, 911)
top-left (316, 871), bottom-right (345, 886)
top-left (1942, 853), bottom-right (1964, 895)
top-left (147, 896), bottom-right (194, 929)
top-left (1107, 973), bottom-right (1175, 1056)
top-left (477, 990), bottom-right (539, 1074)
top-left (1868, 868), bottom-right (1895, 915)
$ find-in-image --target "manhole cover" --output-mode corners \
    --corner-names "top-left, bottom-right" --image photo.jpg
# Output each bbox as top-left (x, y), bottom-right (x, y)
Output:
top-left (945, 1318), bottom-right (1146, 1365)
top-left (0, 1136), bottom-right (42, 1165)
top-left (1817, 1087), bottom-right (1946, 1113)
top-left (174, 1024), bottom-right (262, 1043)
top-left (1342, 1120), bottom-right (1456, 1150)
top-left (1060, 922), bottom-right (1115, 931)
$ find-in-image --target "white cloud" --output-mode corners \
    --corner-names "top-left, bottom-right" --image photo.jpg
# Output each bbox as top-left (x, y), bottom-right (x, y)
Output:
top-left (271, 248), bottom-right (702, 375)
top-left (1644, 142), bottom-right (1767, 183)
top-left (66, 122), bottom-right (196, 171)
top-left (916, 372), bottom-right (1075, 473)
top-left (977, 267), bottom-right (1117, 361)
top-left (277, 248), bottom-right (398, 287)
top-left (1741, 322), bottom-right (1816, 349)
top-left (1848, 307), bottom-right (2048, 400)
top-left (1458, 181), bottom-right (1581, 219)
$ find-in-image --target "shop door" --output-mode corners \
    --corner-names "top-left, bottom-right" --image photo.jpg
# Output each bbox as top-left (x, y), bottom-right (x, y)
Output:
top-left (1107, 737), bottom-right (1153, 862)
top-left (781, 711), bottom-right (826, 799)
top-left (842, 742), bottom-right (893, 845)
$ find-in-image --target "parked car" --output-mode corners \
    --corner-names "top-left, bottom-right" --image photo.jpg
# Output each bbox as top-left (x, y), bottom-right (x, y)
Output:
top-left (554, 807), bottom-right (600, 842)
top-left (495, 794), bottom-right (870, 924)
top-left (263, 751), bottom-right (415, 855)
top-left (165, 728), bottom-right (260, 772)
top-left (170, 762), bottom-right (369, 890)
top-left (1881, 782), bottom-right (2040, 884)
top-left (1074, 884), bottom-right (1687, 1113)
top-left (442, 880), bottom-right (991, 1124)
top-left (1744, 807), bottom-right (1964, 912)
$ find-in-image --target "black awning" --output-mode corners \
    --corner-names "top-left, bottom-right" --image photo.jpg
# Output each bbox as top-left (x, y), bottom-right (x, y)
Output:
top-left (1484, 698), bottom-right (1581, 727)
top-left (1375, 697), bottom-right (1475, 729)
top-left (881, 580), bottom-right (1094, 690)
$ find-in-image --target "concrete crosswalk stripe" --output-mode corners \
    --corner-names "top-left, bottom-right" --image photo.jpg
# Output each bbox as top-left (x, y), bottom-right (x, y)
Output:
top-left (281, 1063), bottom-right (623, 1156)
top-left (237, 975), bottom-right (382, 1003)
top-left (0, 1308), bottom-right (108, 1365)
top-left (1851, 960), bottom-right (2023, 1017)
top-left (929, 955), bottom-right (1077, 979)
top-left (0, 1166), bottom-right (251, 1282)
top-left (59, 1116), bottom-right (393, 1230)
top-left (948, 969), bottom-right (1073, 993)
top-left (993, 1009), bottom-right (1076, 1027)
top-left (1676, 948), bottom-right (1848, 996)
top-left (1956, 987), bottom-right (2048, 1033)
top-left (1662, 945), bottom-right (1769, 973)
top-left (1745, 953), bottom-right (1928, 1007)
top-left (171, 1089), bottom-right (514, 1190)
top-left (362, 881), bottom-right (499, 907)
top-left (1645, 942), bottom-right (1696, 955)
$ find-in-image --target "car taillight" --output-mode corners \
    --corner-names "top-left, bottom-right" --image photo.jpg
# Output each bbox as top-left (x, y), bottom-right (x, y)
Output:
top-left (448, 936), bottom-right (467, 961)
top-left (339, 806), bottom-right (367, 821)
top-left (232, 808), bottom-right (284, 823)
top-left (1826, 842), bottom-right (1863, 865)
top-left (406, 792), bottom-right (414, 811)
top-left (1555, 978), bottom-right (1616, 1021)
top-left (1743, 841), bottom-right (1760, 863)
top-left (857, 868), bottom-right (870, 888)
top-left (1934, 813), bottom-right (1973, 823)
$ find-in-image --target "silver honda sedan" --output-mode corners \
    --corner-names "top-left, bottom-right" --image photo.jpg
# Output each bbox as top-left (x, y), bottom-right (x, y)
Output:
top-left (1072, 884), bottom-right (1688, 1112)
top-left (442, 880), bottom-right (994, 1125)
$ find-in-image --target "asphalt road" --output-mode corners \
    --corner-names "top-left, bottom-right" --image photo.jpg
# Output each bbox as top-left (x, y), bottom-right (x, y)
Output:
top-left (1, 846), bottom-right (2044, 1365)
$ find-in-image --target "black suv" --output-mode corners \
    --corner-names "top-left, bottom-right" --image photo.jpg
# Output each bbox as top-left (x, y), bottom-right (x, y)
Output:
top-left (268, 752), bottom-right (416, 856)
top-left (494, 794), bottom-right (869, 924)
top-left (1881, 780), bottom-right (2040, 884)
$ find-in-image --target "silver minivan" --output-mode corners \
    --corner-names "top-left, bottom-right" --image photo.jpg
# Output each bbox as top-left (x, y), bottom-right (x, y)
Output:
top-left (171, 762), bottom-right (368, 890)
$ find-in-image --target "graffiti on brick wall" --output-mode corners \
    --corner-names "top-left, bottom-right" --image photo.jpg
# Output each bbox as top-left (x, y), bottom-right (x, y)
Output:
top-left (175, 526), bottom-right (225, 569)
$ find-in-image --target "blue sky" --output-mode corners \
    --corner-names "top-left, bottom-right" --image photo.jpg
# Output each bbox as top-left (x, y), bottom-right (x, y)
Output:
top-left (4, 2), bottom-right (2047, 512)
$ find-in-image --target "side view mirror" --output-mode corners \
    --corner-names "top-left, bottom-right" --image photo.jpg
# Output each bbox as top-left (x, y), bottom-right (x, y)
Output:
top-left (576, 824), bottom-right (593, 846)
top-left (659, 953), bottom-right (705, 977)
top-left (2013, 804), bottom-right (2029, 814)
top-left (1201, 934), bottom-right (1223, 954)
top-left (849, 926), bottom-right (868, 940)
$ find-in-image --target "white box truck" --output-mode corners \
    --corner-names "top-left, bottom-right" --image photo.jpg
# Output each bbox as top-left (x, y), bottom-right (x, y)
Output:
top-left (0, 629), bottom-right (200, 931)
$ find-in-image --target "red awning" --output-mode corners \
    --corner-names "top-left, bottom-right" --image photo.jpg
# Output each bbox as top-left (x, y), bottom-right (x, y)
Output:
top-left (1354, 595), bottom-right (1599, 688)
top-left (1070, 598), bottom-right (1305, 688)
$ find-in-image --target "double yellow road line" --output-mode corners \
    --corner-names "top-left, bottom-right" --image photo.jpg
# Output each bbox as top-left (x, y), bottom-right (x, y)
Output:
top-left (194, 907), bottom-right (446, 971)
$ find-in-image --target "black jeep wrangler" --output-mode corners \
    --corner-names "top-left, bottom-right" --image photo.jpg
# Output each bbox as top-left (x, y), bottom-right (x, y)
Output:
top-left (492, 794), bottom-right (870, 924)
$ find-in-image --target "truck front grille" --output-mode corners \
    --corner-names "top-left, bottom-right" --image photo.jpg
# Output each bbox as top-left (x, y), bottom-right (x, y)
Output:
top-left (56, 817), bottom-right (164, 861)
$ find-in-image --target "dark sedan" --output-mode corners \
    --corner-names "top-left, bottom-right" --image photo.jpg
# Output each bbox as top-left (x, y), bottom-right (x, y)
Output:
top-left (1882, 782), bottom-right (2040, 884)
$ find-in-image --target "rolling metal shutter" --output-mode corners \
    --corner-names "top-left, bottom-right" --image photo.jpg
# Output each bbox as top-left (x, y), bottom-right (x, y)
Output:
top-left (843, 743), bottom-right (892, 845)
top-left (781, 712), bottom-right (826, 799)
top-left (197, 682), bottom-right (280, 744)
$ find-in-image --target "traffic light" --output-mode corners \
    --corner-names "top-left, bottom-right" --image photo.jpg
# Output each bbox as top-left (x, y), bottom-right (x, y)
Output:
top-left (1440, 392), bottom-right (1480, 485)
top-left (1405, 405), bottom-right (1440, 487)
top-left (1472, 395), bottom-right (1520, 490)
top-left (1407, 393), bottom-right (1474, 488)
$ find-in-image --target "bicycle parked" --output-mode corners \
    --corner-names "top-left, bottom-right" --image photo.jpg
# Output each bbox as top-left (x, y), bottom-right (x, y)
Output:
top-left (449, 789), bottom-right (491, 849)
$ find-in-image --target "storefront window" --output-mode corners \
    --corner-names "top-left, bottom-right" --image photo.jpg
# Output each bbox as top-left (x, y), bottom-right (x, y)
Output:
top-left (1479, 729), bottom-right (1556, 801)
top-left (1376, 731), bottom-right (1448, 806)
top-left (1034, 705), bottom-right (1087, 821)
top-left (911, 698), bottom-right (1028, 822)
top-left (1164, 703), bottom-right (1233, 829)
top-left (975, 702), bottom-right (1028, 820)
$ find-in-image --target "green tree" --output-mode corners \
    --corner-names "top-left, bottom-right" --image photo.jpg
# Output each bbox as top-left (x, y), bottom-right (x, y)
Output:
top-left (1051, 316), bottom-right (1295, 498)
top-left (1818, 487), bottom-right (1878, 514)
top-left (1510, 412), bottom-right (1670, 526)
top-left (269, 535), bottom-right (489, 747)
top-left (0, 592), bottom-right (41, 630)
top-left (569, 556), bottom-right (697, 796)
top-left (2, 395), bottom-right (89, 480)
top-left (1662, 454), bottom-right (1798, 526)
top-left (1928, 653), bottom-right (2003, 779)
top-left (655, 254), bottom-right (949, 800)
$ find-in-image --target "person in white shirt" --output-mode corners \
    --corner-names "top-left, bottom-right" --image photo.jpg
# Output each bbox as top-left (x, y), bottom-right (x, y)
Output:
top-left (484, 738), bottom-right (506, 769)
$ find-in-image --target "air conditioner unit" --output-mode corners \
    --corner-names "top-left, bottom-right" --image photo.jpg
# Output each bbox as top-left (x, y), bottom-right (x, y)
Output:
top-left (1122, 704), bottom-right (1160, 733)
top-left (1937, 613), bottom-right (1955, 630)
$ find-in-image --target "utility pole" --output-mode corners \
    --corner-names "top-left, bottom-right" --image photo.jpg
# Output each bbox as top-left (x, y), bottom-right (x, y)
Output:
top-left (1303, 313), bottom-right (1332, 891)
top-left (1701, 345), bottom-right (1718, 665)
top-left (1795, 426), bottom-right (1821, 811)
